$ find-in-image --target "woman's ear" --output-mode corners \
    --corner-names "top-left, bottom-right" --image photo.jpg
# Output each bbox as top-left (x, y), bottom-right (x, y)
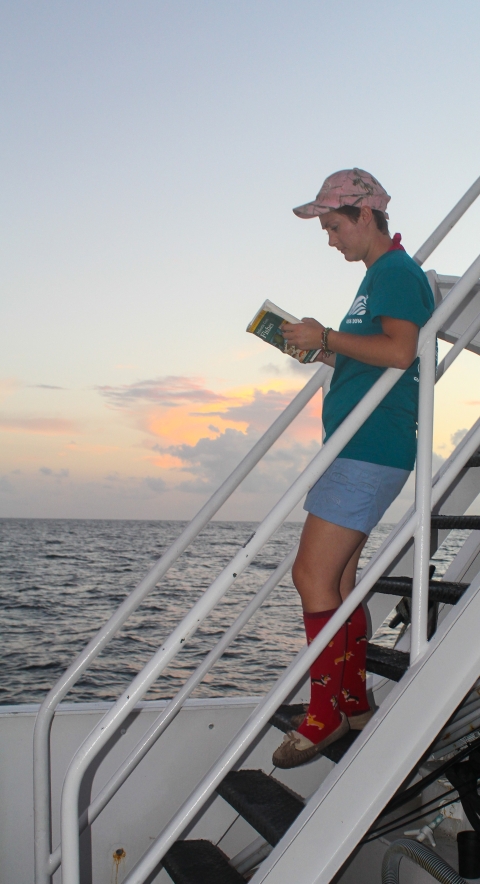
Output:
top-left (359, 205), bottom-right (374, 226)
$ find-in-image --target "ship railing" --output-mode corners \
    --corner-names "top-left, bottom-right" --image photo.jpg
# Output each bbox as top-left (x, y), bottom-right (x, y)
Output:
top-left (60, 255), bottom-right (480, 884)
top-left (49, 419), bottom-right (480, 884)
top-left (32, 175), bottom-right (480, 884)
top-left (119, 428), bottom-right (480, 884)
top-left (33, 364), bottom-right (332, 880)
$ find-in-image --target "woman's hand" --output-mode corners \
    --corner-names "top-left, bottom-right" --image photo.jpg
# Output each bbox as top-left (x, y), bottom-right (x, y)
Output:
top-left (281, 317), bottom-right (325, 351)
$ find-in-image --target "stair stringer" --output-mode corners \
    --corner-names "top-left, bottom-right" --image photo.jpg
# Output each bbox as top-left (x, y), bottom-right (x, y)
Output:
top-left (251, 570), bottom-right (480, 884)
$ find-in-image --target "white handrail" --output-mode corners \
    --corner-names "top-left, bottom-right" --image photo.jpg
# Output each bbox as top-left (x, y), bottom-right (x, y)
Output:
top-left (122, 420), bottom-right (480, 884)
top-left (59, 253), bottom-right (480, 884)
top-left (47, 546), bottom-right (297, 876)
top-left (33, 363), bottom-right (330, 884)
top-left (413, 175), bottom-right (480, 266)
top-left (50, 292), bottom-right (480, 876)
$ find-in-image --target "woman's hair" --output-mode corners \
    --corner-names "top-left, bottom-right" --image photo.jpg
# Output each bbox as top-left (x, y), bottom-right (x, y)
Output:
top-left (335, 204), bottom-right (389, 235)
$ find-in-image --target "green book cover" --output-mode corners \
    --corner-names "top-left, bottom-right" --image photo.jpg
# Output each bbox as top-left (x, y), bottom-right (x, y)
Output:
top-left (246, 299), bottom-right (320, 364)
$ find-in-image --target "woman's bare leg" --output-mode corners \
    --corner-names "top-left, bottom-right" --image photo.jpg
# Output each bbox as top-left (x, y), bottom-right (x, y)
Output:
top-left (339, 535), bottom-right (368, 601)
top-left (292, 514), bottom-right (366, 612)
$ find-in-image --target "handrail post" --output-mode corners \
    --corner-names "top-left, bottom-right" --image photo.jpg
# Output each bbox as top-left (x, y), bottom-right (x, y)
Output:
top-left (410, 334), bottom-right (437, 662)
top-left (34, 716), bottom-right (53, 884)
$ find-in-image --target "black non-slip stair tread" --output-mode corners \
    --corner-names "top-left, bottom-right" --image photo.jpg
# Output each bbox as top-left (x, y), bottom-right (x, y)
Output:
top-left (269, 703), bottom-right (307, 734)
top-left (317, 728), bottom-right (360, 762)
top-left (163, 840), bottom-right (245, 884)
top-left (431, 515), bottom-right (480, 530)
top-left (216, 769), bottom-right (304, 846)
top-left (373, 575), bottom-right (469, 605)
top-left (366, 644), bottom-right (409, 682)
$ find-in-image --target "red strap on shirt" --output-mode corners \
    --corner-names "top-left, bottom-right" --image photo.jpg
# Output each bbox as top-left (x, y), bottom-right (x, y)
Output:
top-left (389, 232), bottom-right (405, 251)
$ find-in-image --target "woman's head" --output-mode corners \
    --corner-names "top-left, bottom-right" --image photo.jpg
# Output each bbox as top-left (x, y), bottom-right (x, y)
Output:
top-left (293, 168), bottom-right (392, 266)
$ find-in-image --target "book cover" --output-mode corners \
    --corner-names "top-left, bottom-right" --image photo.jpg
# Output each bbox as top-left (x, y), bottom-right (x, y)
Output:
top-left (246, 299), bottom-right (321, 364)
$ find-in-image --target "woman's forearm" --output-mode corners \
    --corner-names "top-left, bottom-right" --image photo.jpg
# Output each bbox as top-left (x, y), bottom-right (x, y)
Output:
top-left (328, 328), bottom-right (416, 370)
top-left (282, 316), bottom-right (419, 371)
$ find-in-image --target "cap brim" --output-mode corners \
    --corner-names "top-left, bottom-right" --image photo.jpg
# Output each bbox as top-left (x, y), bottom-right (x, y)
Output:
top-left (292, 202), bottom-right (330, 219)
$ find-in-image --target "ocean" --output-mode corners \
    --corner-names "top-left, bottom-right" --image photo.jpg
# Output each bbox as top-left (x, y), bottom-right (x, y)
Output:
top-left (0, 518), bottom-right (469, 706)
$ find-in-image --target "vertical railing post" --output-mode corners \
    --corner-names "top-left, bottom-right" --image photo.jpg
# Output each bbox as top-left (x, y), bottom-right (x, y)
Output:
top-left (34, 718), bottom-right (52, 884)
top-left (410, 334), bottom-right (437, 662)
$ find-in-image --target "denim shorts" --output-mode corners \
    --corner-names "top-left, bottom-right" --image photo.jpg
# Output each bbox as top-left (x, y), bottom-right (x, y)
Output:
top-left (304, 457), bottom-right (410, 535)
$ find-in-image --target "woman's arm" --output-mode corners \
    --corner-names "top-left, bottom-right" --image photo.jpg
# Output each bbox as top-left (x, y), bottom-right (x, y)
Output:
top-left (282, 316), bottom-right (419, 370)
top-left (313, 349), bottom-right (336, 368)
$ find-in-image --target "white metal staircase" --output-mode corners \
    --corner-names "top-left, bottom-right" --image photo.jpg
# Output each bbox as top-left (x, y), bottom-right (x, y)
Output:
top-left (32, 177), bottom-right (480, 884)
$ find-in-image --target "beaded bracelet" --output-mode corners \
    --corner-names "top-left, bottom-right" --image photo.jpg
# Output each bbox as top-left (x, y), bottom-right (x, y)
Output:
top-left (321, 326), bottom-right (333, 357)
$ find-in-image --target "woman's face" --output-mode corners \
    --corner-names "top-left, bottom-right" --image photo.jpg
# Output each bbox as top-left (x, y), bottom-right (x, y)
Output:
top-left (320, 210), bottom-right (369, 263)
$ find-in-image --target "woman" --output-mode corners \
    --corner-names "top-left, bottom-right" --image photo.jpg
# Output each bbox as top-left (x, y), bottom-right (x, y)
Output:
top-left (272, 168), bottom-right (435, 768)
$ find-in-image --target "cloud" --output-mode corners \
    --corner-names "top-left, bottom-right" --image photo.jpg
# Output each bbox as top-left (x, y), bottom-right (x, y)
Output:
top-left (451, 428), bottom-right (468, 447)
top-left (163, 426), bottom-right (320, 494)
top-left (29, 384), bottom-right (65, 390)
top-left (191, 388), bottom-right (297, 432)
top-left (0, 417), bottom-right (78, 434)
top-left (260, 363), bottom-right (281, 375)
top-left (39, 467), bottom-right (70, 480)
top-left (288, 359), bottom-right (320, 375)
top-left (96, 376), bottom-right (228, 409)
top-left (144, 476), bottom-right (167, 494)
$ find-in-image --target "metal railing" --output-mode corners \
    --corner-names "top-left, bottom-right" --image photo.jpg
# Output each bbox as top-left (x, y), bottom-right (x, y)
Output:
top-left (121, 420), bottom-right (480, 884)
top-left (33, 363), bottom-right (332, 883)
top-left (33, 176), bottom-right (480, 884)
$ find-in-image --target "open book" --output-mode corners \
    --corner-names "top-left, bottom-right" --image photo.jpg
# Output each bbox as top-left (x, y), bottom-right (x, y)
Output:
top-left (246, 299), bottom-right (321, 364)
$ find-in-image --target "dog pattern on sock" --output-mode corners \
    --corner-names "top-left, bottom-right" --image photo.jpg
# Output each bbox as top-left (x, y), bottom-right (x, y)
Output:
top-left (338, 607), bottom-right (370, 717)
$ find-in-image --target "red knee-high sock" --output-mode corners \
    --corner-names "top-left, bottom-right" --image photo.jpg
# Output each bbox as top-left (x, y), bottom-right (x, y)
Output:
top-left (297, 608), bottom-right (346, 745)
top-left (338, 604), bottom-right (369, 717)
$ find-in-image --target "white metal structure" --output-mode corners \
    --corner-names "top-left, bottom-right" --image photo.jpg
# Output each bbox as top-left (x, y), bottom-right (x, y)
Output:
top-left (26, 176), bottom-right (480, 884)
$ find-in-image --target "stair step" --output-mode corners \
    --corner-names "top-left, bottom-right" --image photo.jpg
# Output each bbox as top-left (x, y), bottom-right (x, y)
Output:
top-left (163, 840), bottom-right (244, 884)
top-left (431, 515), bottom-right (480, 530)
top-left (366, 644), bottom-right (409, 682)
top-left (216, 769), bottom-right (304, 846)
top-left (373, 576), bottom-right (469, 605)
top-left (466, 452), bottom-right (480, 468)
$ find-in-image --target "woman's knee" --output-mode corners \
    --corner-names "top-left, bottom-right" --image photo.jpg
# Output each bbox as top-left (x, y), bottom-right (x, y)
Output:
top-left (292, 554), bottom-right (310, 596)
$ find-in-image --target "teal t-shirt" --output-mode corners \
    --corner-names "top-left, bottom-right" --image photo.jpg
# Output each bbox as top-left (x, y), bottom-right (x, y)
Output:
top-left (322, 249), bottom-right (435, 470)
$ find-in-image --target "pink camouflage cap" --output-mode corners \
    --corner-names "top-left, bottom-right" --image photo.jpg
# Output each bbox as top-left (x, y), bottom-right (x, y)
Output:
top-left (293, 168), bottom-right (391, 219)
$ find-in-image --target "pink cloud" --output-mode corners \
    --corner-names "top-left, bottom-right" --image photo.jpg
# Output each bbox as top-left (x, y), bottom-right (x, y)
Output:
top-left (96, 376), bottom-right (228, 409)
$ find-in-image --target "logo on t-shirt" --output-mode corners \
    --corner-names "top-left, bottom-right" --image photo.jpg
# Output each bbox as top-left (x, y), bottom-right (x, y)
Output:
top-left (347, 294), bottom-right (367, 316)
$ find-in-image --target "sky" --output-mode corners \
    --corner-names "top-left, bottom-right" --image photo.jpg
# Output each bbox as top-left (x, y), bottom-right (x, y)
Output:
top-left (1, 0), bottom-right (480, 522)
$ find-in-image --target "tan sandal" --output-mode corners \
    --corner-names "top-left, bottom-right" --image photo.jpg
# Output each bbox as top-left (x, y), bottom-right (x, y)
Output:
top-left (272, 713), bottom-right (349, 769)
